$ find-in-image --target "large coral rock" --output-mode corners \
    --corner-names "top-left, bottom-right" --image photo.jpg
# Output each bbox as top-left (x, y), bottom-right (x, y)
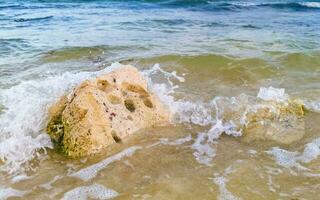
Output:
top-left (47, 65), bottom-right (170, 157)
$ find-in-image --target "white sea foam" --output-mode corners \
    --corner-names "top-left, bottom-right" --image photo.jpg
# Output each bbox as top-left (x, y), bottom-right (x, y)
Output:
top-left (191, 132), bottom-right (216, 166)
top-left (70, 146), bottom-right (142, 181)
top-left (257, 87), bottom-right (288, 103)
top-left (303, 100), bottom-right (320, 112)
top-left (149, 135), bottom-right (192, 148)
top-left (214, 176), bottom-right (241, 200)
top-left (300, 2), bottom-right (320, 8)
top-left (229, 2), bottom-right (320, 8)
top-left (0, 186), bottom-right (28, 199)
top-left (266, 148), bottom-right (305, 169)
top-left (61, 183), bottom-right (118, 200)
top-left (144, 63), bottom-right (214, 127)
top-left (10, 174), bottom-right (33, 184)
top-left (146, 68), bottom-right (301, 166)
top-left (266, 137), bottom-right (320, 170)
top-left (0, 62), bottom-right (123, 174)
top-left (39, 175), bottom-right (62, 190)
top-left (213, 166), bottom-right (241, 200)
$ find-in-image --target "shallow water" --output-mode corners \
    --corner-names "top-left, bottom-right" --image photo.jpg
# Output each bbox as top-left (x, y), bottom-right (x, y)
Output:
top-left (1, 0), bottom-right (320, 199)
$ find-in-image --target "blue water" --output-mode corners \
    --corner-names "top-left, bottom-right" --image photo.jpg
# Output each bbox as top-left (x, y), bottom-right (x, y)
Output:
top-left (0, 0), bottom-right (319, 87)
top-left (0, 0), bottom-right (319, 59)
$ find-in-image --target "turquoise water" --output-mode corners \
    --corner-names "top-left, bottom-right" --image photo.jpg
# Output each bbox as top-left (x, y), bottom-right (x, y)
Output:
top-left (1, 1), bottom-right (320, 199)
top-left (1, 0), bottom-right (320, 66)
top-left (1, 1), bottom-right (319, 78)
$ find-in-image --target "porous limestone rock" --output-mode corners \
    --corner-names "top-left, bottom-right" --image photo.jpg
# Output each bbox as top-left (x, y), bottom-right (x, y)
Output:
top-left (47, 65), bottom-right (170, 157)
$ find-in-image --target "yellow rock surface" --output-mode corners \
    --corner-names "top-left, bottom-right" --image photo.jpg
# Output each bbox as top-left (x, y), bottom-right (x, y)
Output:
top-left (47, 65), bottom-right (170, 157)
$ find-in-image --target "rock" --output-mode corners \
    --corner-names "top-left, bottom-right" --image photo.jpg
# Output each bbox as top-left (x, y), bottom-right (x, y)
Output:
top-left (47, 65), bottom-right (170, 157)
top-left (243, 99), bottom-right (305, 144)
top-left (214, 94), bottom-right (306, 144)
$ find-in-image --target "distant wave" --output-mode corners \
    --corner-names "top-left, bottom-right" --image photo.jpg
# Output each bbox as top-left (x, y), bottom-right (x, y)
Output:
top-left (217, 2), bottom-right (320, 10)
top-left (157, 0), bottom-right (320, 10)
top-left (0, 5), bottom-right (22, 9)
top-left (261, 2), bottom-right (320, 10)
top-left (143, 0), bottom-right (320, 11)
top-left (299, 2), bottom-right (320, 8)
top-left (1, 1), bottom-right (320, 12)
top-left (14, 16), bottom-right (53, 22)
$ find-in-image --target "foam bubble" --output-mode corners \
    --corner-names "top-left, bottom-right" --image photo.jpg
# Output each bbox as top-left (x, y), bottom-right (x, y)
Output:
top-left (61, 183), bottom-right (118, 200)
top-left (70, 146), bottom-right (142, 181)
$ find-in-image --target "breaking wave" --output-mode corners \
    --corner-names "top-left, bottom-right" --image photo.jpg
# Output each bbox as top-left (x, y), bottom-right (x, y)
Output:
top-left (0, 62), bottom-right (318, 173)
top-left (0, 63), bottom-right (124, 174)
top-left (144, 64), bottom-right (313, 166)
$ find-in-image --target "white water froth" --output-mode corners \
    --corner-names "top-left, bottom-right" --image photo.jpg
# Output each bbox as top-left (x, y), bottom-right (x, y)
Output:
top-left (300, 2), bottom-right (320, 8)
top-left (159, 135), bottom-right (192, 146)
top-left (0, 63), bottom-right (124, 174)
top-left (303, 100), bottom-right (320, 112)
top-left (144, 64), bottom-right (219, 165)
top-left (213, 166), bottom-right (241, 200)
top-left (61, 183), bottom-right (118, 200)
top-left (266, 137), bottom-right (320, 170)
top-left (0, 186), bottom-right (28, 199)
top-left (257, 87), bottom-right (288, 103)
top-left (145, 64), bottom-right (303, 166)
top-left (70, 146), bottom-right (142, 181)
top-left (191, 132), bottom-right (216, 166)
top-left (214, 176), bottom-right (242, 200)
top-left (229, 2), bottom-right (320, 8)
top-left (147, 135), bottom-right (192, 148)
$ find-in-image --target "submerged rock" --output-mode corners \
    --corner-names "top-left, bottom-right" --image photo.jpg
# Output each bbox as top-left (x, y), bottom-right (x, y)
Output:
top-left (47, 65), bottom-right (170, 157)
top-left (213, 91), bottom-right (306, 145)
top-left (243, 99), bottom-right (305, 144)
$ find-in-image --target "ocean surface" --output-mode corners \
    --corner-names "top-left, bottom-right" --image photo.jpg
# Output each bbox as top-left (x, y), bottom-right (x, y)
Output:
top-left (0, 0), bottom-right (320, 199)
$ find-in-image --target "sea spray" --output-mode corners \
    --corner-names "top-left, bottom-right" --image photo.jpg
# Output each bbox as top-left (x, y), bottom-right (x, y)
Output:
top-left (0, 63), bottom-right (123, 174)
